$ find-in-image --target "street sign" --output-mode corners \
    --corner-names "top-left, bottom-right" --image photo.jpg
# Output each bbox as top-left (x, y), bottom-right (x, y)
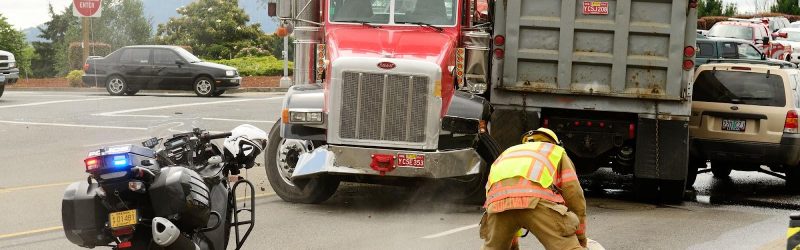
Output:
top-left (73, 0), bottom-right (102, 17)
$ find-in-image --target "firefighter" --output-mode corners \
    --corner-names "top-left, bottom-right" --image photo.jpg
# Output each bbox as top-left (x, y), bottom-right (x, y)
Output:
top-left (479, 128), bottom-right (587, 250)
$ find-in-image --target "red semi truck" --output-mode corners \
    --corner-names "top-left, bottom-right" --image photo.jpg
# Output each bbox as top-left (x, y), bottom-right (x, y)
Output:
top-left (266, 0), bottom-right (697, 203)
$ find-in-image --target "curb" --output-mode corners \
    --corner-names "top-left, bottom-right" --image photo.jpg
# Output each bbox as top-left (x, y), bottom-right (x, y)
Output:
top-left (7, 87), bottom-right (289, 93)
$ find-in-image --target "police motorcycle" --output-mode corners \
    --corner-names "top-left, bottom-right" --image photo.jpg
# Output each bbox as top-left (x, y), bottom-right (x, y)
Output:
top-left (61, 120), bottom-right (267, 250)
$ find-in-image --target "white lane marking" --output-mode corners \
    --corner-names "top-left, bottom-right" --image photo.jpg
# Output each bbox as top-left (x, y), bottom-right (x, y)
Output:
top-left (0, 97), bottom-right (119, 109)
top-left (83, 137), bottom-right (153, 147)
top-left (421, 224), bottom-right (479, 239)
top-left (201, 117), bottom-right (275, 123)
top-left (0, 120), bottom-right (147, 130)
top-left (94, 97), bottom-right (283, 117)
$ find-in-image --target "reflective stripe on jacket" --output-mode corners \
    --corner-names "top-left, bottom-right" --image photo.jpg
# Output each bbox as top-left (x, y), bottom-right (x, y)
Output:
top-left (487, 142), bottom-right (565, 189)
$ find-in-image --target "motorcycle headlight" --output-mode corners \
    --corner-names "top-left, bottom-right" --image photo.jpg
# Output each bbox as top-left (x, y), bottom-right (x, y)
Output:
top-left (225, 70), bottom-right (236, 77)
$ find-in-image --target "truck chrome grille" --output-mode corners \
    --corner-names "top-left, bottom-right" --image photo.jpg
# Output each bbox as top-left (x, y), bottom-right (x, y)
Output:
top-left (0, 56), bottom-right (7, 60)
top-left (0, 63), bottom-right (6, 68)
top-left (340, 72), bottom-right (429, 143)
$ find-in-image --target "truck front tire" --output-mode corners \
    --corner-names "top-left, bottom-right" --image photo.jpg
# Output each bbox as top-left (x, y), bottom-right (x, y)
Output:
top-left (264, 120), bottom-right (339, 204)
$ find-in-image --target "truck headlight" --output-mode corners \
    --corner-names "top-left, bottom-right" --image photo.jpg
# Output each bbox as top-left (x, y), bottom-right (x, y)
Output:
top-left (8, 62), bottom-right (15, 68)
top-left (289, 111), bottom-right (323, 124)
top-left (225, 70), bottom-right (236, 77)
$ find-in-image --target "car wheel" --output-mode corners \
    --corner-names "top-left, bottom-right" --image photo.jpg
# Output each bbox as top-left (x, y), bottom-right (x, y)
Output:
top-left (264, 120), bottom-right (340, 204)
top-left (212, 90), bottom-right (225, 97)
top-left (106, 76), bottom-right (127, 96)
top-left (0, 84), bottom-right (4, 98)
top-left (710, 161), bottom-right (732, 178)
top-left (193, 77), bottom-right (215, 97)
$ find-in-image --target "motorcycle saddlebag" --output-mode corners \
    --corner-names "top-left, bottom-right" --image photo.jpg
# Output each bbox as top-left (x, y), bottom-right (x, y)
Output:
top-left (149, 166), bottom-right (211, 229)
top-left (61, 181), bottom-right (112, 247)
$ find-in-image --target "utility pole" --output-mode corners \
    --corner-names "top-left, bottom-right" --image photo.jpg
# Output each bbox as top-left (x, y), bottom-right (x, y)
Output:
top-left (82, 17), bottom-right (90, 67)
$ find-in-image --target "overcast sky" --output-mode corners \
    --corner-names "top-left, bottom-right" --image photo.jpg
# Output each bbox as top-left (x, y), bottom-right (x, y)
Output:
top-left (0, 0), bottom-right (786, 30)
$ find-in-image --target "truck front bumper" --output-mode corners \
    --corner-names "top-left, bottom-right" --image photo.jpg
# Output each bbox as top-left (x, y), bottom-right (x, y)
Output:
top-left (0, 68), bottom-right (19, 84)
top-left (291, 145), bottom-right (484, 180)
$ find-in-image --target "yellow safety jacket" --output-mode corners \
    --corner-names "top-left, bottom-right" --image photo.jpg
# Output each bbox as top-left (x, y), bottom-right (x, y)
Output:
top-left (487, 142), bottom-right (565, 189)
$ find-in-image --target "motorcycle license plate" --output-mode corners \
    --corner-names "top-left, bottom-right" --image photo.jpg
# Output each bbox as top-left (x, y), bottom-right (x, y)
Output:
top-left (109, 209), bottom-right (138, 229)
top-left (397, 153), bottom-right (425, 168)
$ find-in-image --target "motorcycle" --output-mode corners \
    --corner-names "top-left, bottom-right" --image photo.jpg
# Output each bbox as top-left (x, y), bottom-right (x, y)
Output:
top-left (61, 122), bottom-right (267, 250)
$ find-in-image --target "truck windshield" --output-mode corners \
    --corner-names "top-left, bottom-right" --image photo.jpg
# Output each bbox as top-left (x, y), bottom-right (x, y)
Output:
top-left (708, 24), bottom-right (753, 40)
top-left (329, 0), bottom-right (456, 26)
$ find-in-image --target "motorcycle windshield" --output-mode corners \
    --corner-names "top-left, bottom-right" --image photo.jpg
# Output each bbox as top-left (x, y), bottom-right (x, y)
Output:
top-left (144, 116), bottom-right (205, 151)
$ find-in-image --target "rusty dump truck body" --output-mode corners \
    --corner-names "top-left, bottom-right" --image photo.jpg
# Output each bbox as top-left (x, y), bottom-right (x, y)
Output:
top-left (489, 0), bottom-right (697, 201)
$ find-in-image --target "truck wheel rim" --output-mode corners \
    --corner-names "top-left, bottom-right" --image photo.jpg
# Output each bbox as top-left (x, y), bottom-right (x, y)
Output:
top-left (276, 139), bottom-right (312, 186)
top-left (109, 78), bottom-right (124, 93)
top-left (196, 79), bottom-right (212, 94)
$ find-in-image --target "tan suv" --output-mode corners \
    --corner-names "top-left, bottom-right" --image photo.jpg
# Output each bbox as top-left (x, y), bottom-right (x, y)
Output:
top-left (689, 60), bottom-right (800, 191)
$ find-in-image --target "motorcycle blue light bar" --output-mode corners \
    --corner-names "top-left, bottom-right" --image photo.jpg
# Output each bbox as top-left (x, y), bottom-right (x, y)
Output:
top-left (106, 154), bottom-right (131, 169)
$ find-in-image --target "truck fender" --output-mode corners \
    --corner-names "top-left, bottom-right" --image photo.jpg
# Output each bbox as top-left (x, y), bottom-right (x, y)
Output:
top-left (281, 84), bottom-right (326, 141)
top-left (439, 91), bottom-right (491, 150)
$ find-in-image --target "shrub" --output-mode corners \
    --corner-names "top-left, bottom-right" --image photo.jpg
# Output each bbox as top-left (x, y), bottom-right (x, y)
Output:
top-left (67, 42), bottom-right (112, 71)
top-left (66, 70), bottom-right (84, 87)
top-left (207, 56), bottom-right (293, 76)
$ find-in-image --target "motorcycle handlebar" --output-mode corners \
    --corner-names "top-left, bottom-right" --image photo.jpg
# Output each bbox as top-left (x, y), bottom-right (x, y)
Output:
top-left (201, 132), bottom-right (232, 140)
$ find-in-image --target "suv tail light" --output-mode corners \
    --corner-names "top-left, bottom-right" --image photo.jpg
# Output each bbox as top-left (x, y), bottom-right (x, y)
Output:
top-left (785, 110), bottom-right (798, 133)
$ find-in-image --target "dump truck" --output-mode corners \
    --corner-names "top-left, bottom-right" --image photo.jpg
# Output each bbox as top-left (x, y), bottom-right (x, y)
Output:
top-left (266, 0), bottom-right (697, 203)
top-left (489, 0), bottom-right (697, 202)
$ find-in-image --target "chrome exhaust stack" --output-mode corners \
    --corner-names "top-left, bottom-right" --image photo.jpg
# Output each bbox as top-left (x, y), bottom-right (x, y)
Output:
top-left (290, 0), bottom-right (320, 85)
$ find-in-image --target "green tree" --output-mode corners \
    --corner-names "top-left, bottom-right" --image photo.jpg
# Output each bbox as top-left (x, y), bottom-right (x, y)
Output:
top-left (0, 14), bottom-right (33, 77)
top-left (772, 0), bottom-right (800, 15)
top-left (32, 4), bottom-right (79, 77)
top-left (722, 3), bottom-right (738, 17)
top-left (697, 0), bottom-right (725, 17)
top-left (155, 0), bottom-right (263, 59)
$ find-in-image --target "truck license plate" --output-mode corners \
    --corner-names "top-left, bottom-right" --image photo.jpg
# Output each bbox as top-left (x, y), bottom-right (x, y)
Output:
top-left (109, 209), bottom-right (137, 229)
top-left (397, 154), bottom-right (425, 168)
top-left (721, 119), bottom-right (746, 132)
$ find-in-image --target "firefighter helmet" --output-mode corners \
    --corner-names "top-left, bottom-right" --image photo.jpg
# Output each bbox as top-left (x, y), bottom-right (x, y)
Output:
top-left (521, 128), bottom-right (560, 145)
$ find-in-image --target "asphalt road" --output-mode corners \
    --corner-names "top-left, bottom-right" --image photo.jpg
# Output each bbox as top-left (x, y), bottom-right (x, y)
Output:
top-left (0, 90), bottom-right (797, 250)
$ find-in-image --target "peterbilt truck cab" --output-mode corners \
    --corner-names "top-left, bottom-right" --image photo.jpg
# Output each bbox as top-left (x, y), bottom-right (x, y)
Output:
top-left (266, 0), bottom-right (498, 203)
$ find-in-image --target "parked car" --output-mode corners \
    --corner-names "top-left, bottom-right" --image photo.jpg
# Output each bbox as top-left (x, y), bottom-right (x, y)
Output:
top-left (747, 16), bottom-right (791, 32)
top-left (709, 20), bottom-right (790, 60)
top-left (774, 27), bottom-right (800, 63)
top-left (83, 45), bottom-right (241, 97)
top-left (0, 50), bottom-right (19, 98)
top-left (695, 36), bottom-right (795, 67)
top-left (688, 60), bottom-right (800, 191)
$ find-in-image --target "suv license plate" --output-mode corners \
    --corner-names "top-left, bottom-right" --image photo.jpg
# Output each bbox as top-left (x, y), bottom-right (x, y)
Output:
top-left (721, 119), bottom-right (746, 132)
top-left (397, 154), bottom-right (425, 168)
top-left (109, 209), bottom-right (137, 229)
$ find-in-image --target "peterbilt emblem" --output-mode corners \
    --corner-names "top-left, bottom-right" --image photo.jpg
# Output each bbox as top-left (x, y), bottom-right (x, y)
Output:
top-left (377, 62), bottom-right (396, 70)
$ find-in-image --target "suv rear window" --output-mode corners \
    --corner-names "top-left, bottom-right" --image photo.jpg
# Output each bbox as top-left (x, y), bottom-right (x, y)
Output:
top-left (694, 70), bottom-right (786, 107)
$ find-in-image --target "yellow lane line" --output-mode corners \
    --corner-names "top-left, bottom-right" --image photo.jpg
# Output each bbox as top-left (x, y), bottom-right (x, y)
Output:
top-left (0, 226), bottom-right (63, 240)
top-left (0, 192), bottom-right (277, 240)
top-left (0, 182), bottom-right (74, 193)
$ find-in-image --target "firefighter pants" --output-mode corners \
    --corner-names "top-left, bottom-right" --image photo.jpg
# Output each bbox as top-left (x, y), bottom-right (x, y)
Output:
top-left (480, 200), bottom-right (582, 250)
